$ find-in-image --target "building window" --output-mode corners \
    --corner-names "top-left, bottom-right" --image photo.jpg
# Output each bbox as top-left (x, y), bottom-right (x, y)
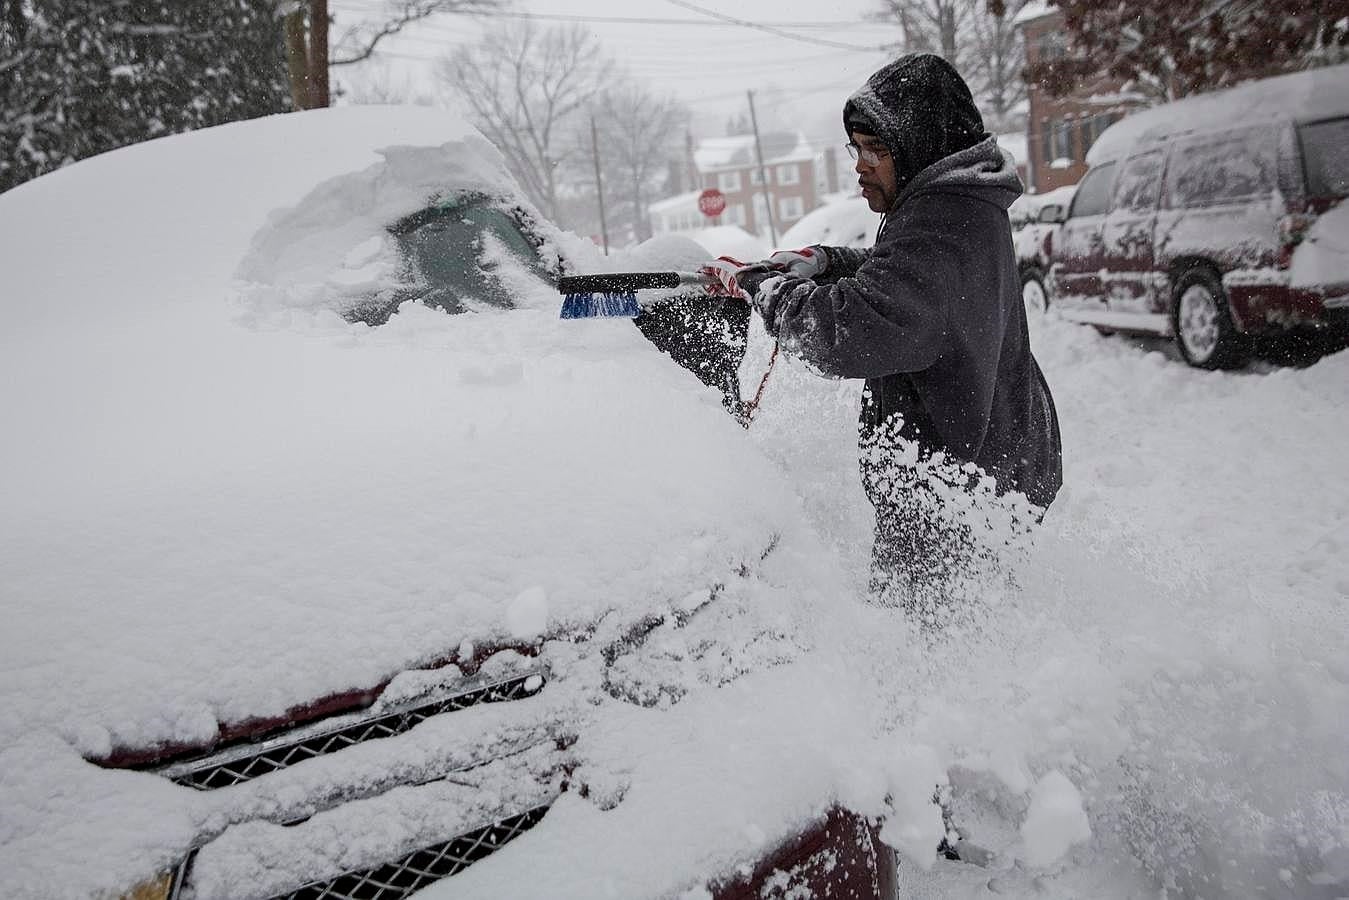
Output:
top-left (1051, 119), bottom-right (1073, 163)
top-left (776, 164), bottom-right (800, 185)
top-left (750, 168), bottom-right (766, 186)
top-left (718, 171), bottom-right (741, 192)
top-left (1036, 31), bottom-right (1066, 63)
top-left (779, 195), bottom-right (804, 220)
top-left (726, 203), bottom-right (745, 226)
top-left (1082, 112), bottom-right (1120, 153)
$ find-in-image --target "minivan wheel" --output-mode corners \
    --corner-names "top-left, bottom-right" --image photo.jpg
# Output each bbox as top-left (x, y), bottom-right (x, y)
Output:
top-left (1020, 268), bottom-right (1048, 316)
top-left (1172, 267), bottom-right (1248, 369)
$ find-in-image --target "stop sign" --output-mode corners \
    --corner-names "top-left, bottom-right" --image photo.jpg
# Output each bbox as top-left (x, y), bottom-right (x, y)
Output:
top-left (698, 188), bottom-right (727, 218)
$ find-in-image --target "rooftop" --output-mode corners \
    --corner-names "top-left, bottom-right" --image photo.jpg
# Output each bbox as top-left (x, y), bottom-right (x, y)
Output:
top-left (694, 132), bottom-right (814, 172)
top-left (1011, 1), bottom-right (1056, 28)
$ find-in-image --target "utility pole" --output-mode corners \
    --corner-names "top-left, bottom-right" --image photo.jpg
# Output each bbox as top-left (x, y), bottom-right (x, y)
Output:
top-left (746, 90), bottom-right (778, 247)
top-left (589, 115), bottom-right (610, 255)
top-left (309, 0), bottom-right (329, 108)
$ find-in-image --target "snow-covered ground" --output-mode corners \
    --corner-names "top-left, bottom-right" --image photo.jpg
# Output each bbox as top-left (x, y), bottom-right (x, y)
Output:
top-left (1, 107), bottom-right (1347, 899)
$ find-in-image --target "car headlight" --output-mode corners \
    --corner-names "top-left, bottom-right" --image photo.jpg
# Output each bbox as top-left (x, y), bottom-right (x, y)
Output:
top-left (117, 871), bottom-right (176, 900)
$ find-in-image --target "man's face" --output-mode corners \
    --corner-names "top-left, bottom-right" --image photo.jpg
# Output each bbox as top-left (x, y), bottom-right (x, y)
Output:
top-left (851, 131), bottom-right (898, 213)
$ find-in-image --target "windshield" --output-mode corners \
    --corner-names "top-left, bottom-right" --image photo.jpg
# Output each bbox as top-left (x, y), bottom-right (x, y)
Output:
top-left (385, 196), bottom-right (549, 318)
top-left (1068, 162), bottom-right (1116, 218)
top-left (1299, 117), bottom-right (1349, 198)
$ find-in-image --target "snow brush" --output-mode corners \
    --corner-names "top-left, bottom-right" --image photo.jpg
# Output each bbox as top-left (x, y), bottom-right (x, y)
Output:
top-left (557, 271), bottom-right (716, 319)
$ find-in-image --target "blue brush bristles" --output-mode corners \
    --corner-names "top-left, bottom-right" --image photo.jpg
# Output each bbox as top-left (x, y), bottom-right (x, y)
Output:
top-left (560, 291), bottom-right (641, 319)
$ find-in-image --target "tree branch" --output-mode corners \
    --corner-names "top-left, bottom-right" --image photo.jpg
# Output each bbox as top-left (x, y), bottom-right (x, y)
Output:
top-left (331, 0), bottom-right (498, 66)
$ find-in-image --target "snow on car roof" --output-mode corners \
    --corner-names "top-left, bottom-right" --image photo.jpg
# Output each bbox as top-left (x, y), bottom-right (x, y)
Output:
top-left (1087, 63), bottom-right (1349, 165)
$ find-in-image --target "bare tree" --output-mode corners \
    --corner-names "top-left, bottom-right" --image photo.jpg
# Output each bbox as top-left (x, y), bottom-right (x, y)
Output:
top-left (966, 0), bottom-right (1028, 128)
top-left (438, 21), bottom-right (612, 223)
top-left (872, 0), bottom-right (1027, 129)
top-left (588, 85), bottom-right (689, 243)
top-left (277, 0), bottom-right (502, 111)
top-left (341, 60), bottom-right (436, 106)
top-left (875, 0), bottom-right (976, 62)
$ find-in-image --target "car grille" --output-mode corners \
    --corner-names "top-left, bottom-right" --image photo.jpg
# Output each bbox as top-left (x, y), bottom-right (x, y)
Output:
top-left (158, 669), bottom-right (546, 790)
top-left (273, 805), bottom-right (550, 900)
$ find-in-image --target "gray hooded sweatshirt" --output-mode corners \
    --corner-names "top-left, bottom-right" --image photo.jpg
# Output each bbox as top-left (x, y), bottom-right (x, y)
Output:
top-left (752, 56), bottom-right (1062, 508)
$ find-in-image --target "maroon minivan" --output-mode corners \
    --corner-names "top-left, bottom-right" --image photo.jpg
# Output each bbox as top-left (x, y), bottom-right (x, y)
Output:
top-left (1043, 64), bottom-right (1349, 368)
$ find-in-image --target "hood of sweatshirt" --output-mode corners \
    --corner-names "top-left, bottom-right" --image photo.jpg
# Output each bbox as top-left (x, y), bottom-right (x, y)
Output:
top-left (843, 53), bottom-right (989, 193)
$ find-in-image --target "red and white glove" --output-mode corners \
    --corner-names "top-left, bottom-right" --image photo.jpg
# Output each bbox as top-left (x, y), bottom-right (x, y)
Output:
top-left (766, 246), bottom-right (828, 279)
top-left (699, 256), bottom-right (754, 300)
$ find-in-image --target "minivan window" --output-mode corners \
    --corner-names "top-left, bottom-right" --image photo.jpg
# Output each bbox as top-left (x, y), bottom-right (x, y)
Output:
top-left (1112, 151), bottom-right (1165, 212)
top-left (1068, 162), bottom-right (1116, 218)
top-left (1299, 117), bottom-right (1349, 198)
top-left (1166, 127), bottom-right (1275, 207)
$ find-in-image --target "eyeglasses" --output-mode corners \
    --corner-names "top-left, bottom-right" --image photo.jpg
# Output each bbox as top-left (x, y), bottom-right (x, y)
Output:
top-left (845, 142), bottom-right (890, 166)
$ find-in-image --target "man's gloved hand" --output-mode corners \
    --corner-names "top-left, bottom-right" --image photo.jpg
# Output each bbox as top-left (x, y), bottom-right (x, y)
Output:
top-left (766, 246), bottom-right (828, 279)
top-left (700, 256), bottom-right (773, 301)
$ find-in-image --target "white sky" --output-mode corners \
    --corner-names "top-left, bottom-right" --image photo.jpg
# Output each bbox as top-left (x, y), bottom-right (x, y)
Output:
top-left (330, 0), bottom-right (899, 162)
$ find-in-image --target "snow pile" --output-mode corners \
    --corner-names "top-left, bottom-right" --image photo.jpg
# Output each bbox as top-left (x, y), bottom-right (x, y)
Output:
top-left (1020, 771), bottom-right (1091, 866)
top-left (1290, 201), bottom-right (1349, 290)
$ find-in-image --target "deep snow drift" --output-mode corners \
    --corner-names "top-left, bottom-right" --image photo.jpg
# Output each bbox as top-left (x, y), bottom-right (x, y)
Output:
top-left (0, 107), bottom-right (1346, 899)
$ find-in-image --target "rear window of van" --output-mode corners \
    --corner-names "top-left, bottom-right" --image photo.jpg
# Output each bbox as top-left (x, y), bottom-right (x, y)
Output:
top-left (1299, 117), bottom-right (1349, 198)
top-left (1166, 127), bottom-right (1275, 207)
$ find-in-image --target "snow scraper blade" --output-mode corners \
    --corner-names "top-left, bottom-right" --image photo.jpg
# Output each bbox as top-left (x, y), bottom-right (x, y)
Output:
top-left (557, 271), bottom-right (717, 319)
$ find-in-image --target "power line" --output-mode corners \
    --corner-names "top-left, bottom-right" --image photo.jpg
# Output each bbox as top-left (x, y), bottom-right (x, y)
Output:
top-left (662, 0), bottom-right (889, 51)
top-left (376, 33), bottom-right (860, 74)
top-left (403, 15), bottom-right (874, 55)
top-left (332, 1), bottom-right (881, 31)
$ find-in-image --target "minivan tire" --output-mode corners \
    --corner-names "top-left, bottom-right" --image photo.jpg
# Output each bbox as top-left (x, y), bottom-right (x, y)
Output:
top-left (1172, 267), bottom-right (1249, 370)
top-left (1020, 267), bottom-right (1048, 316)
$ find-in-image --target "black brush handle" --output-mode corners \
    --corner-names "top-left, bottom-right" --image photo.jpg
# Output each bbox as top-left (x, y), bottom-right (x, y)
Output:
top-left (557, 271), bottom-right (714, 293)
top-left (558, 272), bottom-right (679, 293)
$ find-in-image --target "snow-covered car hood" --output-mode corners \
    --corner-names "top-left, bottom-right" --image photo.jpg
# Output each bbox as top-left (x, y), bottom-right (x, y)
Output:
top-left (0, 107), bottom-right (862, 898)
top-left (1, 105), bottom-right (790, 755)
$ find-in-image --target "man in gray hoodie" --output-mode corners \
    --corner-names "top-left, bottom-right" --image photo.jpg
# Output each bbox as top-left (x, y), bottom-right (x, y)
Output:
top-left (706, 54), bottom-right (1062, 622)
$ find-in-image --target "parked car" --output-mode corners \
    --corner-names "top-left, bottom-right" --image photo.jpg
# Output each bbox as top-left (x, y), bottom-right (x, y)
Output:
top-left (0, 107), bottom-right (892, 900)
top-left (1009, 185), bottom-right (1077, 315)
top-left (778, 192), bottom-right (880, 250)
top-left (1040, 63), bottom-right (1349, 368)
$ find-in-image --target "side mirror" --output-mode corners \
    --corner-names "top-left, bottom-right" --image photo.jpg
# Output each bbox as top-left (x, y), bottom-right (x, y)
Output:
top-left (1038, 204), bottom-right (1066, 225)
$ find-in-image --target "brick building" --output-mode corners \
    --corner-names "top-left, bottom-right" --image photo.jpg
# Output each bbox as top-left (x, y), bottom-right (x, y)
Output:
top-left (1014, 3), bottom-right (1149, 192)
top-left (650, 132), bottom-right (835, 240)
